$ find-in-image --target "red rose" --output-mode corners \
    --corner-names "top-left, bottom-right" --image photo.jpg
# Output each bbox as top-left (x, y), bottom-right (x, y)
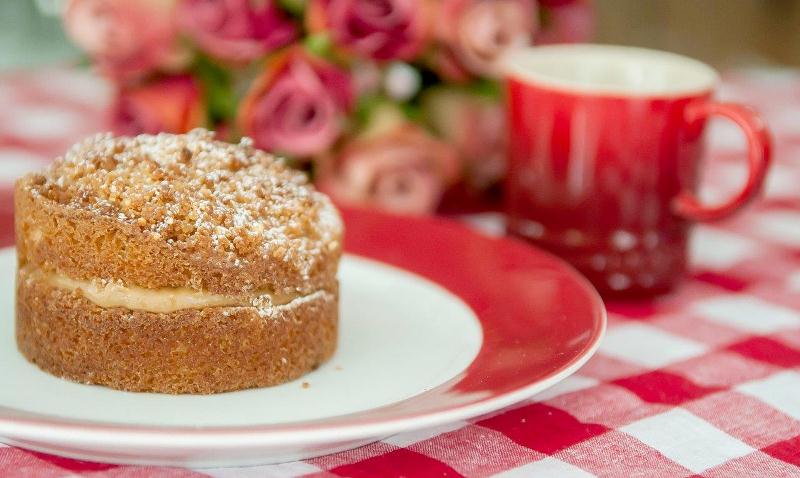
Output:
top-left (435, 0), bottom-right (537, 78)
top-left (307, 0), bottom-right (430, 61)
top-left (64, 0), bottom-right (181, 80)
top-left (317, 124), bottom-right (459, 215)
top-left (112, 75), bottom-right (206, 135)
top-left (238, 49), bottom-right (353, 157)
top-left (177, 0), bottom-right (297, 62)
top-left (537, 0), bottom-right (595, 45)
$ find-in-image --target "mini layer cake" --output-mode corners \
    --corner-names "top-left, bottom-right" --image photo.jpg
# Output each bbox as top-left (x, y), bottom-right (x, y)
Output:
top-left (14, 129), bottom-right (342, 394)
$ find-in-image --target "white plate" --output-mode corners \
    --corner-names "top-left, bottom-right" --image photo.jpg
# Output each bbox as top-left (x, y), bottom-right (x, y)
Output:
top-left (0, 210), bottom-right (605, 467)
top-left (0, 249), bottom-right (481, 466)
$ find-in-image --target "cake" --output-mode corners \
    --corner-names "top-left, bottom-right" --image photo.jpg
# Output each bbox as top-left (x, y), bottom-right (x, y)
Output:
top-left (14, 129), bottom-right (343, 394)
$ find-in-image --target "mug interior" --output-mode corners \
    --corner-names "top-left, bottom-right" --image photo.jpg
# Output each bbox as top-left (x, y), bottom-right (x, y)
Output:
top-left (503, 44), bottom-right (719, 97)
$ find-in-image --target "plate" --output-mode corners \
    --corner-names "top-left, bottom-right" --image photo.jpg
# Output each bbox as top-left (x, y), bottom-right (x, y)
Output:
top-left (0, 208), bottom-right (605, 467)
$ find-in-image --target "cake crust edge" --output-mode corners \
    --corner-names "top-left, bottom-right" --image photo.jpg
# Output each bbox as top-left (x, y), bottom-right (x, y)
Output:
top-left (16, 271), bottom-right (338, 394)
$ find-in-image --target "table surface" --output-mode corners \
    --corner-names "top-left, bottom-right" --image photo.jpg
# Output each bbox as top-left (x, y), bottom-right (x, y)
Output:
top-left (1, 68), bottom-right (800, 478)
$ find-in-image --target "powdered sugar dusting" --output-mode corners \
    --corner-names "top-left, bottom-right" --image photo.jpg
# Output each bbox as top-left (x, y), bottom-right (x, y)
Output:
top-left (27, 129), bottom-right (343, 277)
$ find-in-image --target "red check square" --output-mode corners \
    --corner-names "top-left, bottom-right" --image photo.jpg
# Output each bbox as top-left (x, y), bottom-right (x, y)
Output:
top-left (476, 403), bottom-right (609, 454)
top-left (762, 435), bottom-right (800, 467)
top-left (24, 451), bottom-right (117, 473)
top-left (613, 370), bottom-right (723, 405)
top-left (326, 448), bottom-right (464, 478)
top-left (727, 336), bottom-right (800, 368)
top-left (693, 270), bottom-right (752, 292)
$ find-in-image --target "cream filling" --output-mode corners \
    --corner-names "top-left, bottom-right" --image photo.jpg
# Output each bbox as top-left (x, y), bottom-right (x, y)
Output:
top-left (20, 265), bottom-right (299, 313)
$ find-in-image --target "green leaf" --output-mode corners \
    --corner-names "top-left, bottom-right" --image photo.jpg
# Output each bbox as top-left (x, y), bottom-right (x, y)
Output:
top-left (304, 33), bottom-right (333, 59)
top-left (193, 55), bottom-right (238, 125)
top-left (354, 93), bottom-right (383, 127)
top-left (470, 78), bottom-right (502, 99)
top-left (278, 0), bottom-right (307, 17)
top-left (401, 102), bottom-right (422, 123)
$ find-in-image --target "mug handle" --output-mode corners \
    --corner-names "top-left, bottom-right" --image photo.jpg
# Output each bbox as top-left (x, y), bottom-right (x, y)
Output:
top-left (672, 102), bottom-right (772, 222)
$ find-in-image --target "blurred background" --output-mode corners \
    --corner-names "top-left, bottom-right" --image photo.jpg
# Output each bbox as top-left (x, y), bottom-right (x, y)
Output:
top-left (596, 0), bottom-right (800, 68)
top-left (2, 0), bottom-right (799, 71)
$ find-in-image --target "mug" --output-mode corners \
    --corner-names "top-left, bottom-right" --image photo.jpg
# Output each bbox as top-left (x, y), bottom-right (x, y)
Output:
top-left (503, 45), bottom-right (772, 297)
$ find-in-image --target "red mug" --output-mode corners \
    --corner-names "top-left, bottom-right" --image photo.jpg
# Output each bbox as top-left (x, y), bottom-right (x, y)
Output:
top-left (503, 45), bottom-right (772, 297)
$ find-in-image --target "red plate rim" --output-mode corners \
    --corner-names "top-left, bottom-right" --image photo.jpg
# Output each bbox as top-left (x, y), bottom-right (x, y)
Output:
top-left (0, 207), bottom-right (606, 446)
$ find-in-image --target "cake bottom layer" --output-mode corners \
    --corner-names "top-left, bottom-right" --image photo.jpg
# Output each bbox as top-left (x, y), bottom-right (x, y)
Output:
top-left (16, 271), bottom-right (338, 394)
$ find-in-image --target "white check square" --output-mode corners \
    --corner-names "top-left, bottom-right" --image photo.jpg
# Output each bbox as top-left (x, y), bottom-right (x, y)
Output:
top-left (599, 323), bottom-right (707, 368)
top-left (765, 164), bottom-right (800, 198)
top-left (754, 211), bottom-right (800, 247)
top-left (690, 227), bottom-right (758, 270)
top-left (495, 457), bottom-right (595, 478)
top-left (621, 408), bottom-right (754, 473)
top-left (787, 271), bottom-right (800, 292)
top-left (692, 295), bottom-right (800, 333)
top-left (737, 371), bottom-right (800, 420)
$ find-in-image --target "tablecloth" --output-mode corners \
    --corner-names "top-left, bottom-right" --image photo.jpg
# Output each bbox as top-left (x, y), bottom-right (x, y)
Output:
top-left (1, 68), bottom-right (800, 478)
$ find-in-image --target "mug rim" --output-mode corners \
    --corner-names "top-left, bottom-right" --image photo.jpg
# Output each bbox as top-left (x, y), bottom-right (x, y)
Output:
top-left (502, 44), bottom-right (720, 99)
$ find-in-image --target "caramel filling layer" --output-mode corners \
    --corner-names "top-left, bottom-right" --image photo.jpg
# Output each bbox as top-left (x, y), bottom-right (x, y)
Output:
top-left (19, 265), bottom-right (299, 313)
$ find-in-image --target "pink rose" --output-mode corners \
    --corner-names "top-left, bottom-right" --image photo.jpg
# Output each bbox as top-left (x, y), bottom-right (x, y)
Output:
top-left (177, 0), bottom-right (297, 62)
top-left (423, 88), bottom-right (506, 190)
top-left (317, 125), bottom-right (459, 215)
top-left (64, 0), bottom-right (180, 80)
top-left (112, 75), bottom-right (206, 135)
top-left (238, 49), bottom-right (353, 157)
top-left (435, 0), bottom-right (537, 78)
top-left (307, 0), bottom-right (430, 61)
top-left (537, 0), bottom-right (595, 44)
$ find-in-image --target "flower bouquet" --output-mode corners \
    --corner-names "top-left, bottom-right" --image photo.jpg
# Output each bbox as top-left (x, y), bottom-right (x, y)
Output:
top-left (63, 0), bottom-right (593, 215)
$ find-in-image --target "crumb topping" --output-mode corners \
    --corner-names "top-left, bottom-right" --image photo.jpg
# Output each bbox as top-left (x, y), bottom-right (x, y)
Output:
top-left (27, 129), bottom-right (342, 275)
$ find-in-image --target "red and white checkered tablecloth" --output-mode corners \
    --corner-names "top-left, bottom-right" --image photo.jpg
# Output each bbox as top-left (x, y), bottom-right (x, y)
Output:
top-left (1, 68), bottom-right (800, 478)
